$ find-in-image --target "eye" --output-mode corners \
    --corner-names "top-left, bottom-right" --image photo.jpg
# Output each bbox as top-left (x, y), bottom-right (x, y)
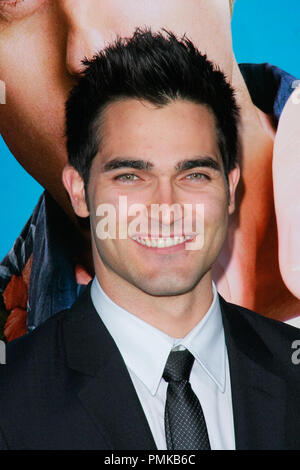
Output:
top-left (114, 173), bottom-right (139, 183)
top-left (185, 172), bottom-right (210, 181)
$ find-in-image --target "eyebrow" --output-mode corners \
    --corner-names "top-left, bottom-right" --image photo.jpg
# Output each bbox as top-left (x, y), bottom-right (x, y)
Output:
top-left (102, 159), bottom-right (154, 172)
top-left (175, 157), bottom-right (221, 172)
top-left (101, 156), bottom-right (221, 173)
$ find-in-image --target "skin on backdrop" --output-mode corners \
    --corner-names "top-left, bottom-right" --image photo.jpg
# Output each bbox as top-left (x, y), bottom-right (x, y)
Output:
top-left (0, 0), bottom-right (299, 319)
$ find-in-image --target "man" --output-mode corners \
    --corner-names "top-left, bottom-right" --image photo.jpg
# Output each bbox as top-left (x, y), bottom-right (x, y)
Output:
top-left (0, 30), bottom-right (300, 451)
top-left (0, 0), bottom-right (299, 342)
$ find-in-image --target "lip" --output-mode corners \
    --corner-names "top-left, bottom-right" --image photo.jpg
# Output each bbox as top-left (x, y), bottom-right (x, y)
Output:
top-left (130, 234), bottom-right (197, 253)
top-left (129, 233), bottom-right (196, 239)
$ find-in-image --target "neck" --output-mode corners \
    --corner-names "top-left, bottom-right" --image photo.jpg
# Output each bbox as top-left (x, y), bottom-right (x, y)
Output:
top-left (95, 262), bottom-right (214, 339)
top-left (230, 58), bottom-right (275, 242)
top-left (231, 59), bottom-right (276, 148)
top-left (214, 58), bottom-right (285, 312)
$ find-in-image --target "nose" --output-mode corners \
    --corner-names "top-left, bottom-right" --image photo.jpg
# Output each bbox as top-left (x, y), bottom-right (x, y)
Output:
top-left (149, 180), bottom-right (183, 230)
top-left (61, 0), bottom-right (108, 76)
top-left (153, 178), bottom-right (177, 206)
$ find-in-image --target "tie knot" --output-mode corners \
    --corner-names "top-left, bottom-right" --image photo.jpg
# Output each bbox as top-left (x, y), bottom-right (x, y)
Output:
top-left (163, 349), bottom-right (195, 383)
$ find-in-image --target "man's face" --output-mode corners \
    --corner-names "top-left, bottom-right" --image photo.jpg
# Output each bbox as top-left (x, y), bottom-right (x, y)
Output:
top-left (0, 0), bottom-right (233, 207)
top-left (80, 99), bottom-right (239, 297)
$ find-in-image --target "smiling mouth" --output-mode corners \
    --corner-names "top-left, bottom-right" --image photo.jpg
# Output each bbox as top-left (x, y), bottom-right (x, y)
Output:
top-left (130, 235), bottom-right (195, 248)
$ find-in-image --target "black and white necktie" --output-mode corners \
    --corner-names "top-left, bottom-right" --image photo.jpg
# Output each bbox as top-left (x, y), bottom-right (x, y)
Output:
top-left (163, 349), bottom-right (211, 450)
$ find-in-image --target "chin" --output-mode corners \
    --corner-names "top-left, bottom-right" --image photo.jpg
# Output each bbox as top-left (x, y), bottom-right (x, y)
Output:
top-left (133, 275), bottom-right (202, 297)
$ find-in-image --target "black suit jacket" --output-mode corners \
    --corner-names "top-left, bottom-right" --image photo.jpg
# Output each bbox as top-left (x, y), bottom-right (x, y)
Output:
top-left (0, 285), bottom-right (300, 450)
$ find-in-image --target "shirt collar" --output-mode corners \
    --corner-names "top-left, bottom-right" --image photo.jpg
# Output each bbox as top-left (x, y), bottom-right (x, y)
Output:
top-left (91, 277), bottom-right (226, 395)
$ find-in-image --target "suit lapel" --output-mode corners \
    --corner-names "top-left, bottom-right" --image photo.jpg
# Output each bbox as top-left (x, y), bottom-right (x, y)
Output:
top-left (62, 285), bottom-right (289, 450)
top-left (220, 297), bottom-right (287, 450)
top-left (62, 285), bottom-right (157, 450)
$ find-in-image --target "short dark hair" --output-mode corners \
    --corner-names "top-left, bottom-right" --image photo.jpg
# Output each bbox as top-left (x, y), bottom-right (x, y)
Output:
top-left (66, 29), bottom-right (239, 186)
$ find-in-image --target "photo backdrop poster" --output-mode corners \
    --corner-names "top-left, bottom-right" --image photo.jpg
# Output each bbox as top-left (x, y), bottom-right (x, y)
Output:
top-left (0, 0), bottom-right (300, 342)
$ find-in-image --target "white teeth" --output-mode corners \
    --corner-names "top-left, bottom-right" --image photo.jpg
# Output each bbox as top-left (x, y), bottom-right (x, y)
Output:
top-left (165, 238), bottom-right (173, 247)
top-left (157, 239), bottom-right (165, 248)
top-left (131, 236), bottom-right (194, 248)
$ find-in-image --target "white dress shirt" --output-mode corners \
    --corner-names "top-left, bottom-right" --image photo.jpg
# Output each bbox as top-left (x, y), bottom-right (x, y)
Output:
top-left (285, 317), bottom-right (300, 329)
top-left (91, 277), bottom-right (236, 450)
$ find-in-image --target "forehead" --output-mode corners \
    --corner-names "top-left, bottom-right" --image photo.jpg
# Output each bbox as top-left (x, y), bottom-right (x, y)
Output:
top-left (98, 98), bottom-right (220, 163)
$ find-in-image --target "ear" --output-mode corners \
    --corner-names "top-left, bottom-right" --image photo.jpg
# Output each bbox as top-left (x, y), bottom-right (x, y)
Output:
top-left (62, 164), bottom-right (89, 218)
top-left (227, 165), bottom-right (240, 215)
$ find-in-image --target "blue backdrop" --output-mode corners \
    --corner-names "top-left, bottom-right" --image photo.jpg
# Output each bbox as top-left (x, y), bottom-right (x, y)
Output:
top-left (1, 0), bottom-right (300, 259)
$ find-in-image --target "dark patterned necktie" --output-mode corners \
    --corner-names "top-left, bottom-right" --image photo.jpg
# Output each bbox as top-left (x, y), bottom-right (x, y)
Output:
top-left (163, 349), bottom-right (211, 450)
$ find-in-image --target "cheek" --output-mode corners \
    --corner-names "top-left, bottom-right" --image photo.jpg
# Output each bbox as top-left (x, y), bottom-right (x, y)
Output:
top-left (0, 3), bottom-right (71, 126)
top-left (89, 185), bottom-right (122, 241)
top-left (146, 1), bottom-right (230, 72)
top-left (91, 189), bottom-right (125, 221)
top-left (0, 0), bottom-right (48, 22)
top-left (92, 185), bottom-right (150, 221)
top-left (107, 0), bottom-right (232, 75)
top-left (202, 195), bottom-right (229, 232)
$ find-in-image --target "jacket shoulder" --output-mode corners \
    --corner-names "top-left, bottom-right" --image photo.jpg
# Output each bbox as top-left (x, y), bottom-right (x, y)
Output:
top-left (5, 307), bottom-right (69, 367)
top-left (220, 297), bottom-right (300, 374)
top-left (223, 298), bottom-right (300, 337)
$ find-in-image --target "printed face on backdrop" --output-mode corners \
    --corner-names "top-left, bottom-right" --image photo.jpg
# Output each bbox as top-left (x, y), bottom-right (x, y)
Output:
top-left (2, 0), bottom-right (300, 319)
top-left (0, 0), bottom-right (233, 207)
top-left (63, 99), bottom-right (240, 297)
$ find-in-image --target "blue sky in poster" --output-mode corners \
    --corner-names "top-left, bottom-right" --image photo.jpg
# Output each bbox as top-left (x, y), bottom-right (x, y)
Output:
top-left (0, 0), bottom-right (300, 259)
